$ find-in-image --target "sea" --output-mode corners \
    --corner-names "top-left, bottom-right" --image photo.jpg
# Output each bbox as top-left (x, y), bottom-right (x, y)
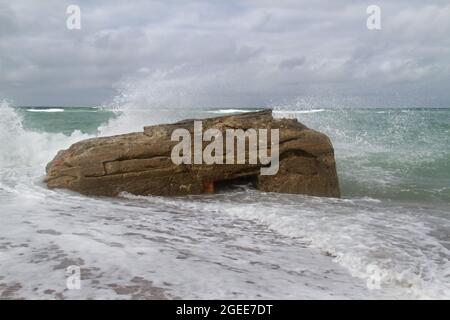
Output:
top-left (0, 101), bottom-right (449, 299)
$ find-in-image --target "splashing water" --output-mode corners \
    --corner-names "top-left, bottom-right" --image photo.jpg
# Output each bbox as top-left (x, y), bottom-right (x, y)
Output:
top-left (0, 96), bottom-right (449, 299)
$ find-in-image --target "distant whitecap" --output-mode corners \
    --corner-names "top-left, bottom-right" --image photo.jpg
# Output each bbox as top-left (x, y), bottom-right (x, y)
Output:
top-left (274, 109), bottom-right (325, 114)
top-left (27, 108), bottom-right (65, 113)
top-left (207, 109), bottom-right (261, 114)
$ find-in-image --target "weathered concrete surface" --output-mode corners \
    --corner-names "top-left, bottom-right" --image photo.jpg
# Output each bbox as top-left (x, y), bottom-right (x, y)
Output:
top-left (45, 110), bottom-right (340, 197)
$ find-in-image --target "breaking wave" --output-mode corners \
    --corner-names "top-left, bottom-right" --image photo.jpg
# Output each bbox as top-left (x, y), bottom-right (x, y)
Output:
top-left (26, 108), bottom-right (65, 113)
top-left (0, 96), bottom-right (449, 299)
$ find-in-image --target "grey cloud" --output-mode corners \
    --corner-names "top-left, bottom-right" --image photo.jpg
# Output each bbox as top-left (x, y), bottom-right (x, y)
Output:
top-left (279, 57), bottom-right (306, 69)
top-left (0, 0), bottom-right (449, 107)
top-left (0, 3), bottom-right (18, 36)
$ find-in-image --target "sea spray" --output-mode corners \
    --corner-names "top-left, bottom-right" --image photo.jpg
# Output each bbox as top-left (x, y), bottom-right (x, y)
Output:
top-left (0, 101), bottom-right (91, 189)
top-left (0, 100), bottom-right (449, 299)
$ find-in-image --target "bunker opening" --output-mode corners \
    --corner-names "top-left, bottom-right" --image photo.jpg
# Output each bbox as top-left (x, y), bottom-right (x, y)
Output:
top-left (203, 175), bottom-right (258, 194)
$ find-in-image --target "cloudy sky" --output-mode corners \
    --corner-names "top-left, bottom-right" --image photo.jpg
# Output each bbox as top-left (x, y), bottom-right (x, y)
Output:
top-left (0, 0), bottom-right (449, 108)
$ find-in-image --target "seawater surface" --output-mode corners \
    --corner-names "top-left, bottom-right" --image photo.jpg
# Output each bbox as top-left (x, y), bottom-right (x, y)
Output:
top-left (0, 102), bottom-right (449, 299)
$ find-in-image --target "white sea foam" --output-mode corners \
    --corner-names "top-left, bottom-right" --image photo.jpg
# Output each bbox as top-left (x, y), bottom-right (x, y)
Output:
top-left (0, 101), bottom-right (91, 189)
top-left (273, 109), bottom-right (325, 114)
top-left (120, 191), bottom-right (450, 299)
top-left (26, 108), bottom-right (65, 113)
top-left (0, 99), bottom-right (449, 299)
top-left (207, 109), bottom-right (260, 114)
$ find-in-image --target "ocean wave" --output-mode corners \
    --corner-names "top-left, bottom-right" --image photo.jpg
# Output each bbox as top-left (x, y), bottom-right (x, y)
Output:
top-left (0, 101), bottom-right (91, 184)
top-left (218, 193), bottom-right (450, 299)
top-left (26, 108), bottom-right (65, 113)
top-left (117, 190), bottom-right (450, 299)
top-left (274, 109), bottom-right (325, 114)
top-left (1, 99), bottom-right (449, 299)
top-left (207, 109), bottom-right (261, 114)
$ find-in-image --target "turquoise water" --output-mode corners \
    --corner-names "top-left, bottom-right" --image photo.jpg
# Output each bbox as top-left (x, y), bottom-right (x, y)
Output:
top-left (16, 106), bottom-right (450, 204)
top-left (0, 103), bottom-right (449, 299)
top-left (291, 108), bottom-right (450, 204)
top-left (16, 107), bottom-right (116, 135)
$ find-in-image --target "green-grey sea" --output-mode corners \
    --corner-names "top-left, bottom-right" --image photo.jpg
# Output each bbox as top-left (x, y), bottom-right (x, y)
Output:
top-left (0, 103), bottom-right (449, 299)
